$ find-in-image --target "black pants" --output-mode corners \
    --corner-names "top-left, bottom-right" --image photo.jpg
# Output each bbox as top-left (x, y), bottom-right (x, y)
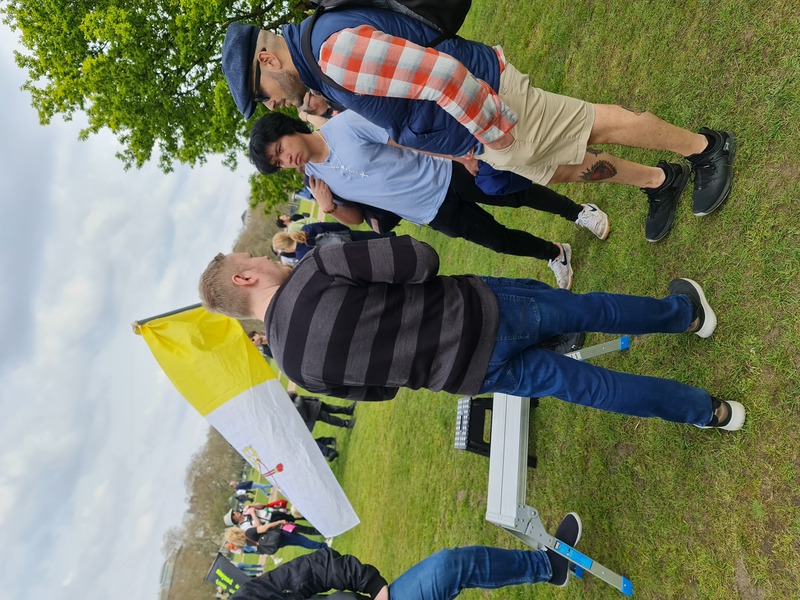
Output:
top-left (317, 401), bottom-right (352, 428)
top-left (316, 437), bottom-right (337, 461)
top-left (428, 163), bottom-right (582, 260)
top-left (270, 511), bottom-right (320, 536)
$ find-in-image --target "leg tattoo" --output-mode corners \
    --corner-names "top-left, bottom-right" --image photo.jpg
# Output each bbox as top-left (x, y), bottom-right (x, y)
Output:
top-left (620, 105), bottom-right (646, 115)
top-left (581, 160), bottom-right (618, 181)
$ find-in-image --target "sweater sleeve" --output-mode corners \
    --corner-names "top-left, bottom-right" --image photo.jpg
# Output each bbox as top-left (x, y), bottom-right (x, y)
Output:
top-left (302, 383), bottom-right (400, 402)
top-left (313, 235), bottom-right (439, 286)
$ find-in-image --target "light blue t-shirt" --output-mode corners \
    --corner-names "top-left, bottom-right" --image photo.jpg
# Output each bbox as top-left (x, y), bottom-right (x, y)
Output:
top-left (306, 111), bottom-right (453, 225)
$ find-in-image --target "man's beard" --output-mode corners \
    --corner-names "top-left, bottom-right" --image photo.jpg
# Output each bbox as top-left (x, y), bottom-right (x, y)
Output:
top-left (273, 71), bottom-right (309, 109)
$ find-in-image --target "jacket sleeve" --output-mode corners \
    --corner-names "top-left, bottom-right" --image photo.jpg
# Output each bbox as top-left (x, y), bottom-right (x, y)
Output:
top-left (236, 549), bottom-right (388, 600)
top-left (315, 549), bottom-right (388, 598)
top-left (314, 235), bottom-right (439, 286)
top-left (318, 26), bottom-right (517, 145)
top-left (303, 221), bottom-right (351, 236)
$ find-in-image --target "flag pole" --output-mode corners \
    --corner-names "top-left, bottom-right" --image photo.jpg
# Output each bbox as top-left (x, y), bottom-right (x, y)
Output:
top-left (131, 303), bottom-right (202, 334)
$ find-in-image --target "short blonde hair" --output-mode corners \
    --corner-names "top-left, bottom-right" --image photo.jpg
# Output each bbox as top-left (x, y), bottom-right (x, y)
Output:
top-left (198, 253), bottom-right (253, 319)
top-left (272, 231), bottom-right (307, 252)
top-left (224, 527), bottom-right (248, 547)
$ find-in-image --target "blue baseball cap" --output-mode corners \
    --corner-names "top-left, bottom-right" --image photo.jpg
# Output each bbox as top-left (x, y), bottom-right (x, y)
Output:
top-left (222, 22), bottom-right (261, 119)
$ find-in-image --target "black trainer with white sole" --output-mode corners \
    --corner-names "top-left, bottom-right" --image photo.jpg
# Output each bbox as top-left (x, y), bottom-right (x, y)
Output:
top-left (687, 129), bottom-right (736, 216)
top-left (547, 512), bottom-right (583, 587)
top-left (667, 278), bottom-right (717, 338)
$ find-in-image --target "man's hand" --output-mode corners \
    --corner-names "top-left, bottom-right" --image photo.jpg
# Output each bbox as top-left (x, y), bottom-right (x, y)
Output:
top-left (454, 154), bottom-right (480, 176)
top-left (309, 176), bottom-right (336, 213)
top-left (484, 132), bottom-right (515, 151)
top-left (374, 586), bottom-right (390, 600)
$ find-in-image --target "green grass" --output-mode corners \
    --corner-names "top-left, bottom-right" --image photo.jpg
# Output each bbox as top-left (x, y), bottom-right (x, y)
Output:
top-left (301, 1), bottom-right (800, 598)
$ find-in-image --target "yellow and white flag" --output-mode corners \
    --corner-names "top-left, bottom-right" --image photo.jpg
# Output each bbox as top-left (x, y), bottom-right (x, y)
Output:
top-left (134, 304), bottom-right (359, 537)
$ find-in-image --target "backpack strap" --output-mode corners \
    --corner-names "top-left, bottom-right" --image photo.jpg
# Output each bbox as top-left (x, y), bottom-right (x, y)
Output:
top-left (300, 5), bottom-right (349, 95)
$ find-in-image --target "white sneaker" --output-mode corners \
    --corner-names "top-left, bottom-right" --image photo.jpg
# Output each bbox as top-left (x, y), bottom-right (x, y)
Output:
top-left (547, 243), bottom-right (573, 290)
top-left (575, 204), bottom-right (610, 240)
top-left (695, 399), bottom-right (745, 431)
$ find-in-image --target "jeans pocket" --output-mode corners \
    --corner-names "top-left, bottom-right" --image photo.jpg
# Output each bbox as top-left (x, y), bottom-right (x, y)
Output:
top-left (498, 366), bottom-right (520, 392)
top-left (493, 293), bottom-right (541, 341)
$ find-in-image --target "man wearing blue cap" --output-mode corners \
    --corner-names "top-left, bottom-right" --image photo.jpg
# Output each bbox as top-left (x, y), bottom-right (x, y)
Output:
top-left (221, 14), bottom-right (734, 242)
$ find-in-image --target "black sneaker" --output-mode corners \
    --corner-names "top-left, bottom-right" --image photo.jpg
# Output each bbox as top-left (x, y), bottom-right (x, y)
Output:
top-left (687, 128), bottom-right (736, 216)
top-left (667, 278), bottom-right (717, 338)
top-left (641, 161), bottom-right (691, 242)
top-left (547, 512), bottom-right (582, 587)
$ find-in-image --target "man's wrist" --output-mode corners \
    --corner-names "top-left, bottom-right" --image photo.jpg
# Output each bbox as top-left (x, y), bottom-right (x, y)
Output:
top-left (323, 203), bottom-right (338, 214)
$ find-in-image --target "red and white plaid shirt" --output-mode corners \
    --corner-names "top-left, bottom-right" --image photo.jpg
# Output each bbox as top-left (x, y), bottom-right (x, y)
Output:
top-left (318, 25), bottom-right (518, 150)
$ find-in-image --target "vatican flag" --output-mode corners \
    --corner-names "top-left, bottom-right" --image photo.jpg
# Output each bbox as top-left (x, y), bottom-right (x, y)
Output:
top-left (133, 304), bottom-right (359, 537)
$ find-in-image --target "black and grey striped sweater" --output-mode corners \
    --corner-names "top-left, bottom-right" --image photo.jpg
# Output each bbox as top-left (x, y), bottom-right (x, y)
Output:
top-left (264, 236), bottom-right (499, 400)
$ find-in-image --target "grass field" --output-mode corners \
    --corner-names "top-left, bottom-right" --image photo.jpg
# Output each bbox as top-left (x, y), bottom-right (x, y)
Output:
top-left (264, 2), bottom-right (798, 598)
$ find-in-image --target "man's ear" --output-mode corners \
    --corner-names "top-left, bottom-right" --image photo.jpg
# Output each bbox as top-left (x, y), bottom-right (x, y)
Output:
top-left (256, 49), bottom-right (282, 71)
top-left (232, 272), bottom-right (256, 288)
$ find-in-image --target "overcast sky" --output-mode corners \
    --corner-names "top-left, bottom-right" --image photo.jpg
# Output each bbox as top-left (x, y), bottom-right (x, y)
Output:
top-left (0, 27), bottom-right (254, 599)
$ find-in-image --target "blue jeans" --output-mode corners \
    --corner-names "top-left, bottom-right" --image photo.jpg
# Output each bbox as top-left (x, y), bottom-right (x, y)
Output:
top-left (251, 482), bottom-right (272, 493)
top-left (279, 530), bottom-right (327, 551)
top-left (389, 547), bottom-right (551, 600)
top-left (478, 277), bottom-right (713, 425)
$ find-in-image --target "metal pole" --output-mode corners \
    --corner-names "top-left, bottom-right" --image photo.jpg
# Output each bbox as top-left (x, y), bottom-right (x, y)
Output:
top-left (131, 302), bottom-right (202, 334)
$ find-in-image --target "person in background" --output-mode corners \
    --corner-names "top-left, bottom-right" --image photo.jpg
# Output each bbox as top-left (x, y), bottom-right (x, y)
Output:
top-left (228, 513), bottom-right (583, 599)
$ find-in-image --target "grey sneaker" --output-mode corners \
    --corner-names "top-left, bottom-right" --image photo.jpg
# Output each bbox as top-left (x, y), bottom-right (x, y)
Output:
top-left (575, 203), bottom-right (610, 240)
top-left (548, 243), bottom-right (573, 290)
top-left (547, 512), bottom-right (583, 587)
top-left (667, 278), bottom-right (717, 338)
top-left (695, 398), bottom-right (746, 431)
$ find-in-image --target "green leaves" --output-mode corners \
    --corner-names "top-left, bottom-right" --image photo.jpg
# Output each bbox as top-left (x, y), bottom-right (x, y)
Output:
top-left (4, 0), bottom-right (305, 171)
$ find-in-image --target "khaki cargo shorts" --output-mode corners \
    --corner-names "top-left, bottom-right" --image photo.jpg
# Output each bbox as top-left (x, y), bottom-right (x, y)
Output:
top-left (479, 61), bottom-right (595, 185)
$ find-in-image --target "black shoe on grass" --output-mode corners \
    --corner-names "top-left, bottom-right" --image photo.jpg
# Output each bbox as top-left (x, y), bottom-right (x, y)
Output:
top-left (687, 128), bottom-right (736, 216)
top-left (668, 278), bottom-right (717, 338)
top-left (642, 161), bottom-right (691, 242)
top-left (547, 512), bottom-right (582, 587)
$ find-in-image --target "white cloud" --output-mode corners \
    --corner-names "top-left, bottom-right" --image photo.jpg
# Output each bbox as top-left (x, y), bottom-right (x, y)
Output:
top-left (0, 23), bottom-right (255, 599)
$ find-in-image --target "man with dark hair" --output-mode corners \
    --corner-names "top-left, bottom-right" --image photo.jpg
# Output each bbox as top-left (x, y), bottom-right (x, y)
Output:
top-left (276, 213), bottom-right (311, 230)
top-left (198, 236), bottom-right (745, 431)
top-left (247, 111), bottom-right (613, 289)
top-left (230, 513), bottom-right (584, 598)
top-left (223, 504), bottom-right (321, 537)
top-left (221, 16), bottom-right (734, 242)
